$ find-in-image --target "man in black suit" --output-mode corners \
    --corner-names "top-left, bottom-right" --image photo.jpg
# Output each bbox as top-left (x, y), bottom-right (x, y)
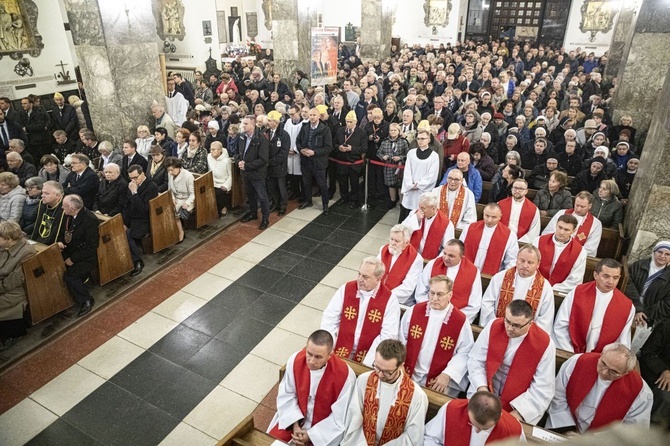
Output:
top-left (60, 194), bottom-right (100, 317)
top-left (457, 67), bottom-right (481, 102)
top-left (19, 96), bottom-right (51, 159)
top-left (333, 111), bottom-right (367, 208)
top-left (265, 111), bottom-right (290, 215)
top-left (0, 108), bottom-right (26, 154)
top-left (51, 93), bottom-right (79, 140)
top-left (297, 108), bottom-right (333, 214)
top-left (0, 97), bottom-right (20, 124)
top-left (237, 115), bottom-right (270, 229)
top-left (64, 153), bottom-right (100, 209)
top-left (52, 130), bottom-right (77, 164)
top-left (122, 165), bottom-right (158, 276)
top-left (6, 151), bottom-right (37, 187)
top-left (120, 139), bottom-right (148, 182)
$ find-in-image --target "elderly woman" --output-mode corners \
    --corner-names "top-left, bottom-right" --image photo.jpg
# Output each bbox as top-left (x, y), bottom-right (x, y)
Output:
top-left (591, 179), bottom-right (624, 229)
top-left (95, 140), bottom-right (123, 171)
top-left (491, 150), bottom-right (521, 185)
top-left (204, 120), bottom-right (226, 152)
top-left (166, 157), bottom-right (194, 243)
top-left (0, 221), bottom-right (37, 350)
top-left (462, 110), bottom-right (482, 144)
top-left (93, 163), bottom-right (128, 217)
top-left (38, 154), bottom-right (69, 186)
top-left (207, 142), bottom-right (232, 218)
top-left (174, 128), bottom-right (190, 159)
top-left (490, 164), bottom-right (523, 203)
top-left (147, 145), bottom-right (169, 193)
top-left (20, 177), bottom-right (43, 235)
top-left (179, 131), bottom-right (208, 174)
top-left (135, 125), bottom-right (155, 160)
top-left (377, 123), bottom-right (409, 209)
top-left (479, 132), bottom-right (498, 167)
top-left (443, 122), bottom-right (470, 169)
top-left (533, 170), bottom-right (573, 217)
top-left (470, 142), bottom-right (496, 181)
top-left (0, 173), bottom-right (26, 224)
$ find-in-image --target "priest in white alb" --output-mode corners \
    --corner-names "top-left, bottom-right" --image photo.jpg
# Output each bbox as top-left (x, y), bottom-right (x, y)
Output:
top-left (400, 275), bottom-right (474, 396)
top-left (546, 343), bottom-right (653, 433)
top-left (376, 224), bottom-right (424, 305)
top-left (479, 245), bottom-right (555, 333)
top-left (402, 192), bottom-right (455, 261)
top-left (533, 213), bottom-right (587, 294)
top-left (268, 330), bottom-right (356, 446)
top-left (432, 168), bottom-right (477, 230)
top-left (400, 128), bottom-right (440, 221)
top-left (459, 203), bottom-right (518, 276)
top-left (415, 239), bottom-right (482, 323)
top-left (341, 340), bottom-right (429, 446)
top-left (498, 178), bottom-right (541, 243)
top-left (542, 191), bottom-right (603, 257)
top-left (321, 257), bottom-right (400, 365)
top-left (552, 258), bottom-right (634, 353)
top-left (468, 300), bottom-right (556, 425)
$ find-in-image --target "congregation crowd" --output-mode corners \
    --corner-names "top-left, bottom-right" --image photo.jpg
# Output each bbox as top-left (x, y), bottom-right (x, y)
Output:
top-left (0, 34), bottom-right (667, 445)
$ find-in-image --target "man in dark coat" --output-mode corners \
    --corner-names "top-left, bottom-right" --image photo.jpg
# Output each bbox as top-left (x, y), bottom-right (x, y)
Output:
top-left (626, 240), bottom-right (670, 328)
top-left (333, 111), bottom-right (367, 208)
top-left (0, 108), bottom-right (26, 155)
top-left (50, 93), bottom-right (79, 140)
top-left (93, 163), bottom-right (127, 216)
top-left (296, 107), bottom-right (333, 214)
top-left (52, 130), bottom-right (77, 164)
top-left (6, 152), bottom-right (37, 187)
top-left (120, 139), bottom-right (149, 182)
top-left (63, 153), bottom-right (100, 210)
top-left (60, 194), bottom-right (100, 317)
top-left (265, 111), bottom-right (290, 215)
top-left (639, 318), bottom-right (670, 426)
top-left (122, 165), bottom-right (158, 276)
top-left (364, 108), bottom-right (390, 201)
top-left (19, 96), bottom-right (51, 159)
top-left (237, 114), bottom-right (270, 229)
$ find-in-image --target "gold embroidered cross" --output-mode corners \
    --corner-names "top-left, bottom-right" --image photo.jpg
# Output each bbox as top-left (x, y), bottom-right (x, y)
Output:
top-left (355, 350), bottom-right (367, 363)
top-left (440, 336), bottom-right (455, 350)
top-left (409, 324), bottom-right (423, 339)
top-left (368, 309), bottom-right (382, 323)
top-left (335, 346), bottom-right (349, 357)
top-left (344, 306), bottom-right (357, 320)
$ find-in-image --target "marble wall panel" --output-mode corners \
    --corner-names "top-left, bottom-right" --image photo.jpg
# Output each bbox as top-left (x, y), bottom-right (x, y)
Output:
top-left (604, 5), bottom-right (636, 81)
top-left (273, 0), bottom-right (298, 20)
top-left (66, 10), bottom-right (106, 46)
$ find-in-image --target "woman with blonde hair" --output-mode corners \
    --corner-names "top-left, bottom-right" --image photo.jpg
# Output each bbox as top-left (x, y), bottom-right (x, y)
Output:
top-left (135, 125), bottom-right (155, 159)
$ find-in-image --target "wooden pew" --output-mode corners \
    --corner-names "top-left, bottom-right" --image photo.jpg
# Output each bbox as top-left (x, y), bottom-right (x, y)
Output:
top-left (231, 164), bottom-right (246, 209)
top-left (217, 414), bottom-right (276, 446)
top-left (23, 242), bottom-right (73, 324)
top-left (149, 191), bottom-right (181, 253)
top-left (95, 214), bottom-right (133, 285)
top-left (192, 171), bottom-right (219, 228)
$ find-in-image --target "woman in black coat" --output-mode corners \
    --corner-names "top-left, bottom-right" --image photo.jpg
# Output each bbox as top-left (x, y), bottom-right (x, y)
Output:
top-left (146, 145), bottom-right (169, 193)
top-left (470, 142), bottom-right (496, 181)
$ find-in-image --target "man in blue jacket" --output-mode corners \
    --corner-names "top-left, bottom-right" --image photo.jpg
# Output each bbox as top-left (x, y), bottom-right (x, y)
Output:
top-left (440, 152), bottom-right (482, 203)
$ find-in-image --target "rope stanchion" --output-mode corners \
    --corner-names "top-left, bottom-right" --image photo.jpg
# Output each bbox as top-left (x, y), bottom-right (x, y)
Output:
top-left (328, 157), bottom-right (365, 166)
top-left (361, 159), bottom-right (370, 211)
top-left (369, 160), bottom-right (405, 170)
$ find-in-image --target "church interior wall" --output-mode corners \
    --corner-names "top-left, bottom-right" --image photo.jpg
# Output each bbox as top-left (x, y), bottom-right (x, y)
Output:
top-left (391, 0), bottom-right (462, 45)
top-left (563, 0), bottom-right (619, 54)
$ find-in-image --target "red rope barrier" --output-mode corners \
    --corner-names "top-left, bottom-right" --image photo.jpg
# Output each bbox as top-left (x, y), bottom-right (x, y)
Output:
top-left (328, 157), bottom-right (365, 166)
top-left (369, 160), bottom-right (405, 169)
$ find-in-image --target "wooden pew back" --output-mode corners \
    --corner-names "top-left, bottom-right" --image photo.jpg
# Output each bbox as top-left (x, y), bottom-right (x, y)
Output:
top-left (193, 171), bottom-right (219, 228)
top-left (149, 191), bottom-right (180, 253)
top-left (23, 243), bottom-right (73, 324)
top-left (231, 164), bottom-right (245, 209)
top-left (95, 214), bottom-right (133, 285)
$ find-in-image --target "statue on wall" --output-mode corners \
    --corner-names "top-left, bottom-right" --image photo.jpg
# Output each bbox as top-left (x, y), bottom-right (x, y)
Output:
top-left (262, 0), bottom-right (272, 31)
top-left (0, 0), bottom-right (44, 60)
top-left (579, 0), bottom-right (618, 42)
top-left (423, 0), bottom-right (453, 36)
top-left (153, 0), bottom-right (185, 42)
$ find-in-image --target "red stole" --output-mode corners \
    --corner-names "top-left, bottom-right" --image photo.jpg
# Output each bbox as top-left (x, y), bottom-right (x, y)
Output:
top-left (380, 244), bottom-right (419, 290)
top-left (568, 282), bottom-right (632, 353)
top-left (538, 234), bottom-right (583, 285)
top-left (498, 197), bottom-right (537, 239)
top-left (404, 303), bottom-right (467, 383)
top-left (362, 371), bottom-right (415, 445)
top-left (334, 281), bottom-right (392, 363)
top-left (485, 319), bottom-right (550, 411)
top-left (444, 399), bottom-right (523, 445)
top-left (440, 184), bottom-right (466, 227)
top-left (430, 257), bottom-right (478, 309)
top-left (269, 349), bottom-right (350, 441)
top-left (565, 209), bottom-right (595, 246)
top-left (495, 267), bottom-right (545, 318)
top-left (409, 210), bottom-right (451, 260)
top-left (566, 353), bottom-right (643, 430)
top-left (463, 221), bottom-right (511, 275)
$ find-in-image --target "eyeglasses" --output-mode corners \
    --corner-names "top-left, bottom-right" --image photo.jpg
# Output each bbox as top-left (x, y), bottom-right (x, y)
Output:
top-left (428, 291), bottom-right (449, 298)
top-left (504, 317), bottom-right (532, 330)
top-left (128, 175), bottom-right (140, 180)
top-left (416, 136), bottom-right (429, 140)
top-left (372, 362), bottom-right (399, 378)
top-left (446, 177), bottom-right (461, 182)
top-left (511, 187), bottom-right (527, 191)
top-left (598, 358), bottom-right (624, 378)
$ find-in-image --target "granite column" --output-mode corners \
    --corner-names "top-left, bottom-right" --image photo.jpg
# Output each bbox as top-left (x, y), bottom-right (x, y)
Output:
top-left (610, 0), bottom-right (670, 150)
top-left (64, 0), bottom-right (164, 144)
top-left (272, 0), bottom-right (314, 84)
top-left (603, 3), bottom-right (638, 83)
top-left (359, 0), bottom-right (395, 60)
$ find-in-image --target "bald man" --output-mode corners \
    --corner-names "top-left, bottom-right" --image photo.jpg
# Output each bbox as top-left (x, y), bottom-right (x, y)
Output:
top-left (51, 92), bottom-right (79, 140)
top-left (6, 151), bottom-right (36, 187)
top-left (441, 152), bottom-right (482, 202)
top-left (93, 163), bottom-right (128, 216)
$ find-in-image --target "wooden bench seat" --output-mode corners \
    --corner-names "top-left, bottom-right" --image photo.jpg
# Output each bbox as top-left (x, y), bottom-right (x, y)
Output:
top-left (149, 191), bottom-right (180, 253)
top-left (217, 415), bottom-right (275, 446)
top-left (193, 171), bottom-right (219, 228)
top-left (231, 164), bottom-right (246, 209)
top-left (95, 214), bottom-right (133, 285)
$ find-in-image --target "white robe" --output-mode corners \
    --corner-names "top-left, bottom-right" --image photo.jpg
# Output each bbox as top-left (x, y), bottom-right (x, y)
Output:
top-left (546, 354), bottom-right (653, 432)
top-left (506, 198), bottom-right (541, 244)
top-left (402, 210), bottom-right (455, 259)
top-left (459, 223), bottom-right (519, 274)
top-left (467, 319), bottom-right (556, 425)
top-left (284, 118), bottom-right (305, 175)
top-left (542, 210), bottom-right (603, 257)
top-left (432, 185), bottom-right (477, 230)
top-left (424, 400), bottom-right (527, 446)
top-left (400, 148), bottom-right (440, 211)
top-left (414, 259), bottom-right (482, 323)
top-left (377, 245), bottom-right (424, 305)
top-left (532, 235), bottom-right (587, 294)
top-left (552, 286), bottom-right (634, 352)
top-left (165, 91), bottom-right (188, 126)
top-left (341, 371), bottom-right (429, 446)
top-left (269, 351), bottom-right (356, 445)
top-left (321, 284), bottom-right (400, 366)
top-left (399, 304), bottom-right (474, 394)
top-left (479, 269), bottom-right (555, 334)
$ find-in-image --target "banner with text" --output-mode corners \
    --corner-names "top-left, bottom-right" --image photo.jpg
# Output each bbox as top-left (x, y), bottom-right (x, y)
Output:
top-left (310, 27), bottom-right (339, 86)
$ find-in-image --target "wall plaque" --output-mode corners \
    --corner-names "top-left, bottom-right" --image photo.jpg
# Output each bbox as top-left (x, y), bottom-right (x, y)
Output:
top-left (0, 0), bottom-right (44, 60)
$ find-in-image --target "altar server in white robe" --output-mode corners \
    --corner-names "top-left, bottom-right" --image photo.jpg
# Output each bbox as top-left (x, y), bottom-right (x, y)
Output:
top-left (399, 128), bottom-right (440, 220)
top-left (432, 168), bottom-right (477, 230)
top-left (546, 344), bottom-right (653, 433)
top-left (376, 224), bottom-right (424, 305)
top-left (165, 78), bottom-right (188, 126)
top-left (468, 300), bottom-right (556, 425)
top-left (342, 340), bottom-right (429, 446)
top-left (415, 239), bottom-right (482, 323)
top-left (542, 191), bottom-right (603, 257)
top-left (400, 275), bottom-right (474, 396)
top-left (479, 245), bottom-right (555, 334)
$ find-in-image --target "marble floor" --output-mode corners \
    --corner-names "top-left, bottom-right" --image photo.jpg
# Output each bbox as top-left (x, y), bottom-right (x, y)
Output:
top-left (0, 197), bottom-right (397, 446)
